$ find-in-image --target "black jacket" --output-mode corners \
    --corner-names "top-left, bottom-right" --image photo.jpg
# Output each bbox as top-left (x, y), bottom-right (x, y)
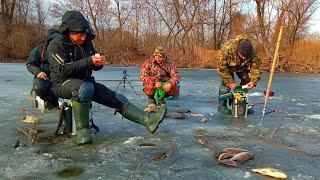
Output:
top-left (47, 35), bottom-right (102, 86)
top-left (47, 10), bottom-right (102, 86)
top-left (26, 44), bottom-right (50, 76)
top-left (26, 29), bottom-right (60, 77)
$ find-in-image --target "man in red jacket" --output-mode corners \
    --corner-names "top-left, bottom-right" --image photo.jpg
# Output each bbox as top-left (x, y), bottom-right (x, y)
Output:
top-left (140, 46), bottom-right (180, 112)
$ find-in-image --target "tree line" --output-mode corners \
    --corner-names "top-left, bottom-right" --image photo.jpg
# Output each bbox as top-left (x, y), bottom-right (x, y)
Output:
top-left (1, 0), bottom-right (319, 72)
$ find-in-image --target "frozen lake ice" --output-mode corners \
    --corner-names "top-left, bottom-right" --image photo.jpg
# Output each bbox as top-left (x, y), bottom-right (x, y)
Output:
top-left (0, 63), bottom-right (319, 179)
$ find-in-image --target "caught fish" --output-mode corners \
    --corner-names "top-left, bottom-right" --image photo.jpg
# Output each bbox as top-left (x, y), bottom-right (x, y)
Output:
top-left (206, 100), bottom-right (215, 104)
top-left (251, 167), bottom-right (287, 179)
top-left (154, 146), bottom-right (177, 162)
top-left (200, 117), bottom-right (208, 123)
top-left (195, 135), bottom-right (208, 145)
top-left (154, 152), bottom-right (167, 161)
top-left (22, 115), bottom-right (40, 124)
top-left (218, 153), bottom-right (233, 161)
top-left (219, 159), bottom-right (237, 167)
top-left (218, 147), bottom-right (254, 167)
top-left (230, 151), bottom-right (254, 163)
top-left (222, 147), bottom-right (249, 155)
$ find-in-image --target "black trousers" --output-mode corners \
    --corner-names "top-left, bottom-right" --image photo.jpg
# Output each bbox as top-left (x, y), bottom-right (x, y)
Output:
top-left (52, 78), bottom-right (123, 110)
top-left (33, 77), bottom-right (58, 106)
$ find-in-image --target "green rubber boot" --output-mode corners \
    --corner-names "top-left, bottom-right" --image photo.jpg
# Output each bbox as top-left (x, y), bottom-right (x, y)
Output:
top-left (158, 98), bottom-right (166, 106)
top-left (72, 100), bottom-right (92, 144)
top-left (218, 86), bottom-right (231, 114)
top-left (122, 102), bottom-right (167, 133)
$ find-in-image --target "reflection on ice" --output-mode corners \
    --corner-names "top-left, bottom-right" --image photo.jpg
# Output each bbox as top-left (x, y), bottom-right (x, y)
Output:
top-left (247, 92), bottom-right (262, 97)
top-left (305, 114), bottom-right (320, 119)
top-left (123, 136), bottom-right (143, 144)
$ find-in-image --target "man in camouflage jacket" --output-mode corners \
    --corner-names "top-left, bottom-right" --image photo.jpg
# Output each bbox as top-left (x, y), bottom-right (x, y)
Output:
top-left (26, 29), bottom-right (60, 108)
top-left (140, 46), bottom-right (180, 112)
top-left (217, 35), bottom-right (262, 114)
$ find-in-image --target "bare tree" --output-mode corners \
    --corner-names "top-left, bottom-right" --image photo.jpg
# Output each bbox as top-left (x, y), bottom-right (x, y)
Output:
top-left (286, 0), bottom-right (318, 45)
top-left (32, 0), bottom-right (46, 33)
top-left (255, 0), bottom-right (270, 54)
top-left (1, 0), bottom-right (17, 34)
top-left (15, 0), bottom-right (30, 25)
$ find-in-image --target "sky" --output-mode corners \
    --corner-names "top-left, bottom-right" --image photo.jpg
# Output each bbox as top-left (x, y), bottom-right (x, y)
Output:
top-left (309, 7), bottom-right (320, 34)
top-left (45, 1), bottom-right (320, 34)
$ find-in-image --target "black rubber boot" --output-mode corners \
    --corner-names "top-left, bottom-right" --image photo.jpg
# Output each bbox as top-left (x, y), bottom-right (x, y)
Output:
top-left (122, 102), bottom-right (167, 133)
top-left (72, 100), bottom-right (92, 144)
top-left (218, 86), bottom-right (232, 114)
top-left (247, 106), bottom-right (254, 114)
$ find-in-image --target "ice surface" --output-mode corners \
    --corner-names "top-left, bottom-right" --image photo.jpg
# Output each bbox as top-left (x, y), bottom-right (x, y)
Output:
top-left (0, 64), bottom-right (319, 179)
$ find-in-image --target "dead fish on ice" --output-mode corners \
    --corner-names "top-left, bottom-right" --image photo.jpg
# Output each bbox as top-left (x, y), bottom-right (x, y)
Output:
top-left (194, 134), bottom-right (215, 155)
top-left (222, 147), bottom-right (249, 155)
top-left (251, 167), bottom-right (287, 179)
top-left (199, 117), bottom-right (208, 123)
top-left (218, 159), bottom-right (237, 167)
top-left (218, 147), bottom-right (254, 167)
top-left (194, 135), bottom-right (208, 145)
top-left (22, 115), bottom-right (40, 124)
top-left (154, 146), bottom-right (177, 162)
top-left (230, 151), bottom-right (254, 163)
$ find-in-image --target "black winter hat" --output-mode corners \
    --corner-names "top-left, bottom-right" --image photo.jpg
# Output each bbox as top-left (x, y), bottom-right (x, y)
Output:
top-left (60, 10), bottom-right (93, 34)
top-left (237, 40), bottom-right (253, 60)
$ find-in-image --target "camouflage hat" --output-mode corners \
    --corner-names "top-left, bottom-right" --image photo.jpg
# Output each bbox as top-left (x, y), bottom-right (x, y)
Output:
top-left (154, 46), bottom-right (167, 57)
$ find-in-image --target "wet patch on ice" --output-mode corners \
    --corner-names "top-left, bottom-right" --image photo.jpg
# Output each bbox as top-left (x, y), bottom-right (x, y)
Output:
top-left (296, 103), bottom-right (306, 106)
top-left (287, 113), bottom-right (320, 121)
top-left (56, 167), bottom-right (84, 177)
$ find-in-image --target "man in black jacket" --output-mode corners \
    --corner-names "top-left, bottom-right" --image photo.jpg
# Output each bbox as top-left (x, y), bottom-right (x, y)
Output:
top-left (47, 10), bottom-right (166, 144)
top-left (27, 29), bottom-right (60, 109)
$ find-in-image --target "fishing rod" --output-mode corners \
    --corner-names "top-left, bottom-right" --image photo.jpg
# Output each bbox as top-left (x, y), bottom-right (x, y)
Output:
top-left (259, 26), bottom-right (284, 127)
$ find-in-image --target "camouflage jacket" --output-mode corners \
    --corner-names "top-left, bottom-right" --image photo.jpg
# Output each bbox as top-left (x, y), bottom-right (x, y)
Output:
top-left (217, 35), bottom-right (261, 86)
top-left (140, 57), bottom-right (180, 87)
